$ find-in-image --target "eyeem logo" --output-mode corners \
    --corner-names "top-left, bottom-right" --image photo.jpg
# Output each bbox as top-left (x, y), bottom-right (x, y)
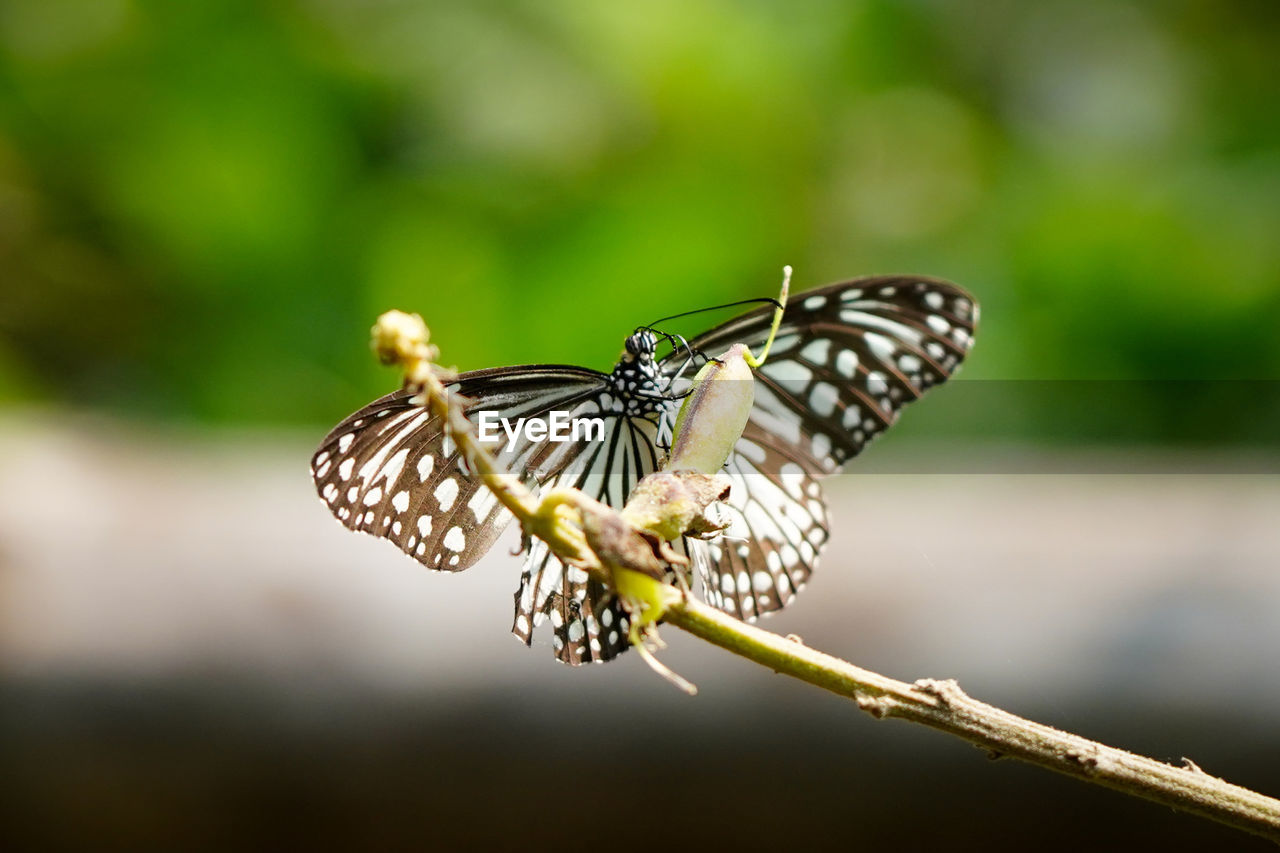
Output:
top-left (476, 411), bottom-right (606, 451)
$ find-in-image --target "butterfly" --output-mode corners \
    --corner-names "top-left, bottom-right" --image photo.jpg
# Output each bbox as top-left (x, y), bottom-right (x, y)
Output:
top-left (311, 276), bottom-right (978, 665)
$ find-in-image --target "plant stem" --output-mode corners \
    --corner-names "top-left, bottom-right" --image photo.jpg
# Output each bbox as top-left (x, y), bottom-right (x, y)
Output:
top-left (665, 593), bottom-right (1280, 843)
top-left (372, 311), bottom-right (1280, 842)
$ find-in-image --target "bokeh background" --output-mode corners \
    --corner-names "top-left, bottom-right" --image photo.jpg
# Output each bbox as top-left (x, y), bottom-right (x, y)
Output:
top-left (1, 1), bottom-right (1278, 849)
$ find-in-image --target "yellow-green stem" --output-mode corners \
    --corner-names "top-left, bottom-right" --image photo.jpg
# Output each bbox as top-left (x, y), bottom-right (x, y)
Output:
top-left (370, 309), bottom-right (1280, 844)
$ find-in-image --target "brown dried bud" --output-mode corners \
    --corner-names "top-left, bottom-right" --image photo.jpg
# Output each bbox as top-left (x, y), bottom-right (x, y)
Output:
top-left (581, 502), bottom-right (671, 580)
top-left (620, 469), bottom-right (731, 542)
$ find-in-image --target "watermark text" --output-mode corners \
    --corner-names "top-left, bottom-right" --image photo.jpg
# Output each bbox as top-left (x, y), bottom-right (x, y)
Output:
top-left (476, 411), bottom-right (606, 451)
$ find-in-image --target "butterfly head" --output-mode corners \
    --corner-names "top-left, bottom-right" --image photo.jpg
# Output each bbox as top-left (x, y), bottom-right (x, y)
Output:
top-left (623, 328), bottom-right (659, 363)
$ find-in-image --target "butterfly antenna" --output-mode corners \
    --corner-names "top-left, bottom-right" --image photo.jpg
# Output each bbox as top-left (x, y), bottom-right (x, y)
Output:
top-left (745, 265), bottom-right (791, 368)
top-left (645, 295), bottom-right (783, 329)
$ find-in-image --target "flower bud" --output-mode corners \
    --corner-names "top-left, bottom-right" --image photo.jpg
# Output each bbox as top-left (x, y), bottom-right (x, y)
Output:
top-left (620, 469), bottom-right (730, 542)
top-left (370, 310), bottom-right (430, 366)
top-left (668, 343), bottom-right (755, 474)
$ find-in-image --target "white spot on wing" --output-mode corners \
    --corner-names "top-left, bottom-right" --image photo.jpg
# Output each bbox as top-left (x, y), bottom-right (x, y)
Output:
top-left (434, 478), bottom-right (459, 511)
top-left (835, 349), bottom-right (858, 378)
top-left (467, 489), bottom-right (495, 523)
top-left (779, 463), bottom-right (805, 498)
top-left (380, 448), bottom-right (409, 484)
top-left (748, 384), bottom-right (802, 445)
top-left (761, 360), bottom-right (812, 385)
top-left (736, 440), bottom-right (766, 465)
top-left (809, 382), bottom-right (838, 417)
top-left (769, 333), bottom-right (800, 353)
top-left (864, 332), bottom-right (896, 363)
top-left (800, 339), bottom-right (830, 366)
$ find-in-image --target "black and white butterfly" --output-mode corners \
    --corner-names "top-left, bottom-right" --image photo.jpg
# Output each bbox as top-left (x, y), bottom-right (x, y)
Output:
top-left (311, 276), bottom-right (978, 665)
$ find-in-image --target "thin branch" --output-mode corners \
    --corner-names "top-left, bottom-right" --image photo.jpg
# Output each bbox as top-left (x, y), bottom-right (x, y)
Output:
top-left (368, 309), bottom-right (1280, 843)
top-left (666, 592), bottom-right (1280, 843)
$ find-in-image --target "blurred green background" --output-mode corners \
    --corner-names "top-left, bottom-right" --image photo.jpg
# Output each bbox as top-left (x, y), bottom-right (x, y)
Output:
top-left (3, 4), bottom-right (1280, 851)
top-left (2, 0), bottom-right (1278, 432)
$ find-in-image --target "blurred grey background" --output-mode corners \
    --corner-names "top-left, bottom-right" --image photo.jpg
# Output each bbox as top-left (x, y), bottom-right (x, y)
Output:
top-left (1, 0), bottom-right (1278, 849)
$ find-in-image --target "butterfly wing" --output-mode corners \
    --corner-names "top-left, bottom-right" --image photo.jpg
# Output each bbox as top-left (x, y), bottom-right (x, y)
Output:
top-left (312, 364), bottom-right (676, 666)
top-left (668, 276), bottom-right (978, 619)
top-left (690, 421), bottom-right (829, 621)
top-left (311, 366), bottom-right (611, 573)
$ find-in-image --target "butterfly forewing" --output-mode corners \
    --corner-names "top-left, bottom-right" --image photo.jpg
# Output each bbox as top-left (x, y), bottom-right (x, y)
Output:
top-left (675, 276), bottom-right (976, 462)
top-left (311, 367), bottom-right (611, 572)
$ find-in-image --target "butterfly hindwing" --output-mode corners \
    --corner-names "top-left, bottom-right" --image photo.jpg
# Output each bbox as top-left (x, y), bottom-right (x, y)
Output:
top-left (512, 411), bottom-right (662, 664)
top-left (689, 421), bottom-right (829, 621)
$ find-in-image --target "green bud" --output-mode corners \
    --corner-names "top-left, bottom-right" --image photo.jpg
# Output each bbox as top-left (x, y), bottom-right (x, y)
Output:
top-left (668, 344), bottom-right (755, 474)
